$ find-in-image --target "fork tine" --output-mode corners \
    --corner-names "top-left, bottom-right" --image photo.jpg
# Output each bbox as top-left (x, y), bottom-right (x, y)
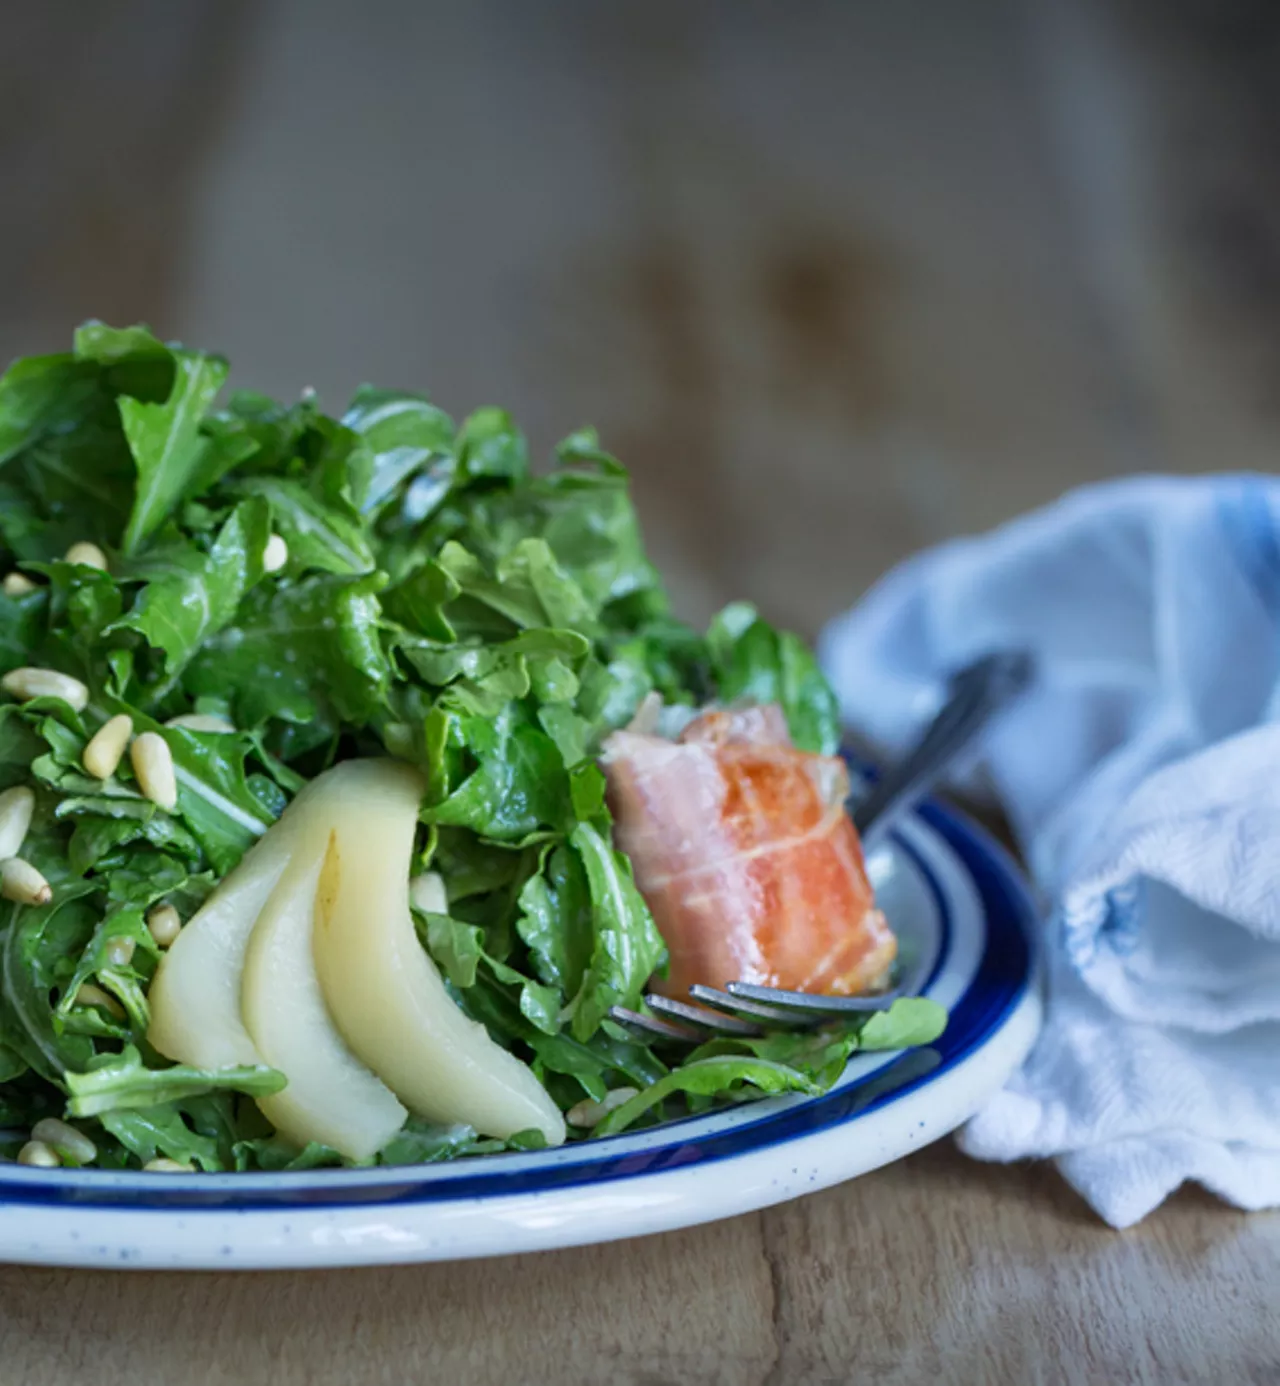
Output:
top-left (644, 993), bottom-right (764, 1037)
top-left (607, 1005), bottom-right (702, 1043)
top-left (610, 982), bottom-right (903, 1048)
top-left (687, 984), bottom-right (816, 1027)
top-left (724, 981), bottom-right (901, 1014)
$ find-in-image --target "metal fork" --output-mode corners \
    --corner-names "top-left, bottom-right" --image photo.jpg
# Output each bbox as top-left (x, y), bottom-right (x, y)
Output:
top-left (608, 650), bottom-right (1033, 1044)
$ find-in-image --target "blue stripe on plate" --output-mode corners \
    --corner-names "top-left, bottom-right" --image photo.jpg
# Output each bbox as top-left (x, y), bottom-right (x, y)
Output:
top-left (0, 796), bottom-right (1035, 1211)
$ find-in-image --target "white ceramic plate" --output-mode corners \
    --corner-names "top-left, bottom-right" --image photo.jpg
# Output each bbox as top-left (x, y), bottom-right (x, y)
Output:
top-left (0, 797), bottom-right (1042, 1269)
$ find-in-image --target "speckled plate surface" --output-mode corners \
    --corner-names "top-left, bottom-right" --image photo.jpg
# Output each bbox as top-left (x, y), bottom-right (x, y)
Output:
top-left (0, 798), bottom-right (1042, 1269)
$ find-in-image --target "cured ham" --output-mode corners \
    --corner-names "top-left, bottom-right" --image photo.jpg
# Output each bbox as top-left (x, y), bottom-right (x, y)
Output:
top-left (602, 703), bottom-right (896, 1000)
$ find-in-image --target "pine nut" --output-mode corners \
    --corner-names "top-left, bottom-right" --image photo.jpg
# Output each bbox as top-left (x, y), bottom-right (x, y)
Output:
top-left (0, 667), bottom-right (89, 711)
top-left (82, 713), bottom-right (133, 780)
top-left (566, 1087), bottom-right (640, 1129)
top-left (64, 541), bottom-right (108, 571)
top-left (104, 935), bottom-right (136, 968)
top-left (164, 713), bottom-right (235, 733)
top-left (0, 786), bottom-right (35, 859)
top-left (31, 1118), bottom-right (96, 1166)
top-left (146, 903), bottom-right (182, 948)
top-left (143, 1157), bottom-right (193, 1173)
top-left (131, 732), bottom-right (177, 811)
top-left (262, 534), bottom-right (288, 573)
top-left (75, 982), bottom-right (124, 1019)
top-left (408, 871), bottom-right (448, 915)
top-left (0, 858), bottom-right (51, 905)
top-left (2, 572), bottom-right (35, 596)
top-left (17, 1140), bottom-right (60, 1168)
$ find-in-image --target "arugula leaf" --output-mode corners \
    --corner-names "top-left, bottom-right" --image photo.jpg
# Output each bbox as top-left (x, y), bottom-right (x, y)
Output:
top-left (113, 498), bottom-right (269, 679)
top-left (482, 952), bottom-right (562, 1036)
top-left (65, 811), bottom-right (202, 876)
top-left (0, 886), bottom-right (100, 1081)
top-left (708, 602), bottom-right (841, 754)
top-left (184, 571), bottom-right (391, 733)
top-left (118, 348), bottom-right (228, 553)
top-left (537, 703), bottom-right (592, 766)
top-left (102, 854), bottom-right (212, 916)
top-left (429, 703), bottom-right (569, 842)
top-left (98, 1096), bottom-right (245, 1172)
top-left (381, 560), bottom-right (458, 641)
top-left (342, 386), bottom-right (455, 516)
top-left (99, 1105), bottom-right (223, 1171)
top-left (434, 429), bottom-right (665, 613)
top-left (73, 321), bottom-right (173, 384)
top-left (0, 590), bottom-right (48, 680)
top-left (857, 997), bottom-right (948, 1050)
top-left (377, 1120), bottom-right (503, 1166)
top-left (396, 628), bottom-right (589, 690)
top-left (233, 1134), bottom-right (346, 1172)
top-left (568, 822), bottom-right (666, 1040)
top-left (593, 1001), bottom-right (948, 1137)
top-left (515, 844), bottom-right (592, 998)
top-left (90, 707), bottom-right (277, 875)
top-left (529, 1023), bottom-right (668, 1103)
top-left (498, 539), bottom-right (596, 632)
top-left (421, 912), bottom-right (484, 990)
top-left (234, 476), bottom-right (375, 575)
top-left (193, 390), bottom-right (314, 494)
top-left (64, 1044), bottom-right (285, 1118)
top-left (0, 354), bottom-right (103, 467)
top-left (594, 1056), bottom-right (823, 1137)
top-left (419, 903), bottom-right (563, 1037)
top-left (435, 541), bottom-right (549, 632)
top-left (457, 407), bottom-right (528, 483)
top-left (577, 649), bottom-right (653, 731)
top-left (55, 909), bottom-right (158, 1036)
top-left (0, 350), bottom-right (137, 550)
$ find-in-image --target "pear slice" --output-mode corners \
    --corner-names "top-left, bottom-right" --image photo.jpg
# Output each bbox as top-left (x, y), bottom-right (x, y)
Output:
top-left (147, 809), bottom-right (305, 1070)
top-left (312, 759), bottom-right (566, 1147)
top-left (241, 838), bottom-right (407, 1161)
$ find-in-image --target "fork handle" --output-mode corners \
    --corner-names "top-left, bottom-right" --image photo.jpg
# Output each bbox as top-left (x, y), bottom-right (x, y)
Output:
top-left (850, 650), bottom-right (1032, 844)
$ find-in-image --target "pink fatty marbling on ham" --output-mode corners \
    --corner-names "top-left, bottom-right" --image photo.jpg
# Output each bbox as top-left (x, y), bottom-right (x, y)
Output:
top-left (602, 704), bottom-right (896, 1000)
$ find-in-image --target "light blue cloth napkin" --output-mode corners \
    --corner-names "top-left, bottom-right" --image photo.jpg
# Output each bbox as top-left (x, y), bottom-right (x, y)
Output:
top-left (819, 475), bottom-right (1280, 1227)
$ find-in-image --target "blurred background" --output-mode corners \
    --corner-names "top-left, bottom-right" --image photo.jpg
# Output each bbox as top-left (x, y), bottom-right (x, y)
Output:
top-left (2, 0), bottom-right (1273, 637)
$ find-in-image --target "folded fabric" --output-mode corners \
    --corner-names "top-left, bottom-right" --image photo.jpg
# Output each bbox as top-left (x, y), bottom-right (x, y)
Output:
top-left (819, 474), bottom-right (1280, 1226)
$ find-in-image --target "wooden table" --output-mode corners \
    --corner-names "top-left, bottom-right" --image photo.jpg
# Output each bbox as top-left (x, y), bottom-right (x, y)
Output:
top-left (1, 1143), bottom-right (1275, 1385)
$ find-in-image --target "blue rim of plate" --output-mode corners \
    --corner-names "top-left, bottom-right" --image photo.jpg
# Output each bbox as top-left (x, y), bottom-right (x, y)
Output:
top-left (0, 793), bottom-right (1037, 1213)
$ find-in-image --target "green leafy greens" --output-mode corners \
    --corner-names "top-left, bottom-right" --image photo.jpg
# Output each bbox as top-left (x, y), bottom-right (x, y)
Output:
top-left (0, 323), bottom-right (944, 1170)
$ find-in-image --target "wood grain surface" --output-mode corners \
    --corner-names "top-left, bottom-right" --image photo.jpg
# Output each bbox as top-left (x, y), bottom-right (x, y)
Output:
top-left (1, 1143), bottom-right (1276, 1386)
top-left (3, 3), bottom-right (1280, 1382)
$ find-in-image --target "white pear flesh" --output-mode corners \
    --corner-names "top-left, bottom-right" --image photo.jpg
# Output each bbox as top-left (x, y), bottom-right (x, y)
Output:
top-left (241, 840), bottom-right (407, 1161)
top-left (147, 810), bottom-right (304, 1070)
top-left (152, 764), bottom-right (408, 1158)
top-left (313, 759), bottom-right (566, 1147)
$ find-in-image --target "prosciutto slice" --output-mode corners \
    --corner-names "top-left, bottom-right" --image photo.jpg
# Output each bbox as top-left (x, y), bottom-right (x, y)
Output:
top-left (602, 704), bottom-right (895, 1000)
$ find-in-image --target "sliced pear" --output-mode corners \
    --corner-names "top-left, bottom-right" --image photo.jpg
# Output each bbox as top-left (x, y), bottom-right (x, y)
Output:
top-left (151, 756), bottom-right (563, 1155)
top-left (147, 808), bottom-right (306, 1069)
top-left (312, 759), bottom-right (566, 1147)
top-left (241, 838), bottom-right (407, 1161)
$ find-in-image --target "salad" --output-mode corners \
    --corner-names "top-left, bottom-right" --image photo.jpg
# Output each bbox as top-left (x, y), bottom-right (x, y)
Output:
top-left (0, 322), bottom-right (944, 1173)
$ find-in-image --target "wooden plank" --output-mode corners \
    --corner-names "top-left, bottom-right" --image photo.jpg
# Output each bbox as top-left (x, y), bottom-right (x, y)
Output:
top-left (175, 0), bottom-right (1132, 635)
top-left (0, 1206), bottom-right (776, 1386)
top-left (1, 1146), bottom-right (1274, 1384)
top-left (1033, 0), bottom-right (1280, 481)
top-left (0, 1), bottom-right (249, 367)
top-left (761, 1143), bottom-right (1280, 1386)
